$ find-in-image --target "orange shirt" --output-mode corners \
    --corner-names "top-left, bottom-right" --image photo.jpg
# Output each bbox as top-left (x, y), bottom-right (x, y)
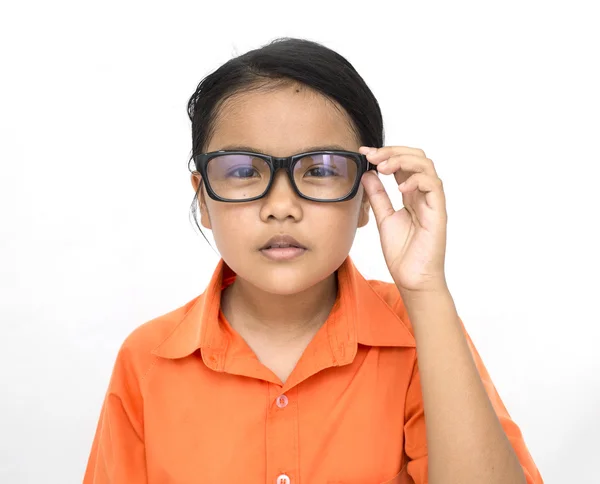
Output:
top-left (84, 256), bottom-right (543, 484)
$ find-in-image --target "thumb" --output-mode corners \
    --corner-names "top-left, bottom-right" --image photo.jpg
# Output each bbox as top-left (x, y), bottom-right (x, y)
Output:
top-left (361, 171), bottom-right (395, 229)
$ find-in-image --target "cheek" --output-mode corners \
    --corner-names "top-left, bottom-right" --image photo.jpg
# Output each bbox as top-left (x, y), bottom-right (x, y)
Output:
top-left (308, 203), bottom-right (361, 242)
top-left (207, 200), bottom-right (361, 251)
top-left (208, 205), bottom-right (251, 243)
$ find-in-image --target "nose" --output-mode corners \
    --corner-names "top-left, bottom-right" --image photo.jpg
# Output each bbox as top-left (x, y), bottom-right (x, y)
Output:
top-left (259, 169), bottom-right (303, 223)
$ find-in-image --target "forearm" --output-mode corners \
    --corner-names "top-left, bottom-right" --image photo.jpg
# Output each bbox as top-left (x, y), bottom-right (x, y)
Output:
top-left (402, 287), bottom-right (526, 484)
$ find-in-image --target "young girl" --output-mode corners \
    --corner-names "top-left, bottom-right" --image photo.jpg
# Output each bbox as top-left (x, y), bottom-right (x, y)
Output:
top-left (83, 38), bottom-right (543, 484)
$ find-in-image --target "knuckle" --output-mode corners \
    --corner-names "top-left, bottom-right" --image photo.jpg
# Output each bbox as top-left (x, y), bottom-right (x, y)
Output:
top-left (373, 185), bottom-right (387, 196)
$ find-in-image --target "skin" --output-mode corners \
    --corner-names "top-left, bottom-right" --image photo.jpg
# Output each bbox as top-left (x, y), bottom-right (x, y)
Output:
top-left (190, 82), bottom-right (370, 381)
top-left (191, 81), bottom-right (528, 483)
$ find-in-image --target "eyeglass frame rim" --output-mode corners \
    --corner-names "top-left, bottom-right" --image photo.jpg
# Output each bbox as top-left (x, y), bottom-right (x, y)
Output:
top-left (189, 149), bottom-right (378, 203)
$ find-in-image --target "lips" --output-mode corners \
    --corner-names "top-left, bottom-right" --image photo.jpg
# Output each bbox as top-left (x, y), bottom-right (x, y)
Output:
top-left (260, 234), bottom-right (307, 251)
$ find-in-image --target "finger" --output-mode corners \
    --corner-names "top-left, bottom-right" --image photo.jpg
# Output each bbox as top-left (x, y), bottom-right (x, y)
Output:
top-left (358, 146), bottom-right (378, 155)
top-left (376, 154), bottom-right (438, 179)
top-left (399, 173), bottom-right (446, 213)
top-left (363, 145), bottom-right (427, 163)
top-left (360, 171), bottom-right (395, 228)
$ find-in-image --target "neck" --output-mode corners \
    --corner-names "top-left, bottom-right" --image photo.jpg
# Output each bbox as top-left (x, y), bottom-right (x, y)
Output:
top-left (221, 272), bottom-right (338, 342)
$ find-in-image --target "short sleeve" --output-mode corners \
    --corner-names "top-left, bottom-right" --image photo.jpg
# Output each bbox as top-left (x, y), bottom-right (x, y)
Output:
top-left (402, 317), bottom-right (544, 484)
top-left (403, 358), bottom-right (428, 483)
top-left (83, 342), bottom-right (148, 483)
top-left (459, 318), bottom-right (544, 483)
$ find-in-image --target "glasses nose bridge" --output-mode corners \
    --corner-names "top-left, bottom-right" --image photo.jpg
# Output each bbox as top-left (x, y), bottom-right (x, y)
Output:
top-left (270, 155), bottom-right (294, 173)
top-left (269, 156), bottom-right (297, 190)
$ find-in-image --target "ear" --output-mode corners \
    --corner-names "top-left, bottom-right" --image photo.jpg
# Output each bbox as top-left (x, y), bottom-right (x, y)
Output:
top-left (190, 172), bottom-right (212, 230)
top-left (357, 187), bottom-right (370, 228)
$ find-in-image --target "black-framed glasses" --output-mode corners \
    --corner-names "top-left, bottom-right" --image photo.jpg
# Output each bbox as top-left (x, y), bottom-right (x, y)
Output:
top-left (189, 150), bottom-right (377, 203)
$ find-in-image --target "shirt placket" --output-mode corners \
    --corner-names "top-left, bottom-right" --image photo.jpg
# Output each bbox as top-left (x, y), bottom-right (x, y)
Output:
top-left (266, 384), bottom-right (299, 484)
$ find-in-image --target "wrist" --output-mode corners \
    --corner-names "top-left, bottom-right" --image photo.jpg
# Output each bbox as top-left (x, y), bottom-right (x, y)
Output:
top-left (398, 283), bottom-right (453, 311)
top-left (395, 276), bottom-right (449, 299)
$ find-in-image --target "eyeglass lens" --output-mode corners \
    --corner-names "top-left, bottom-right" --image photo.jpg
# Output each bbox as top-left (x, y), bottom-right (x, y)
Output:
top-left (206, 153), bottom-right (359, 200)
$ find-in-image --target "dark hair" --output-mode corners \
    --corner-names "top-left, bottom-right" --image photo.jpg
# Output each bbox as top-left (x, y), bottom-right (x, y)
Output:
top-left (186, 37), bottom-right (384, 242)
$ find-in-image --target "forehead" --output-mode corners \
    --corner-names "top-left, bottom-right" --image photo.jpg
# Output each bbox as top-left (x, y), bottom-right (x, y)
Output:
top-left (206, 83), bottom-right (359, 156)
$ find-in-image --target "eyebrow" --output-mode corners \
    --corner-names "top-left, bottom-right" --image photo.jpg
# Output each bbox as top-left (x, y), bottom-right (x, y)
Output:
top-left (216, 144), bottom-right (351, 154)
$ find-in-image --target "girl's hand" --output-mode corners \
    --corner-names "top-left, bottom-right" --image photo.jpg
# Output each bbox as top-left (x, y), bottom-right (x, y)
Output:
top-left (359, 146), bottom-right (449, 295)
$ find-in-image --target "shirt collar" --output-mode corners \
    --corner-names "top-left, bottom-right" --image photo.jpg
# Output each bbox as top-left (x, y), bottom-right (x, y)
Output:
top-left (152, 256), bottom-right (415, 360)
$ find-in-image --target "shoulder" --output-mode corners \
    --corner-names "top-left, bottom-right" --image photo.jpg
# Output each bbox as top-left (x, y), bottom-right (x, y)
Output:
top-left (126, 297), bottom-right (198, 350)
top-left (363, 278), bottom-right (416, 336)
top-left (113, 295), bottom-right (202, 376)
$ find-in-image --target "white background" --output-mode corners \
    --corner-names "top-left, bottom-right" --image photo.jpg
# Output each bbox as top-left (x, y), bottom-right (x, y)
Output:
top-left (1, 1), bottom-right (599, 482)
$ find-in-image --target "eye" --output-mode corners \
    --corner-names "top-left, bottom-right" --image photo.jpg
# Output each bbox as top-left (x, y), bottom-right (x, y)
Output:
top-left (228, 166), bottom-right (260, 178)
top-left (305, 165), bottom-right (339, 177)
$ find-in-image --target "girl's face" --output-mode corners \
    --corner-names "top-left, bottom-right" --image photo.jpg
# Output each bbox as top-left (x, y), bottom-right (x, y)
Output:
top-left (191, 83), bottom-right (370, 295)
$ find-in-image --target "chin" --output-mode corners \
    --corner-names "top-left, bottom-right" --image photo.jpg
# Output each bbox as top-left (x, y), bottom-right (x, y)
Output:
top-left (229, 252), bottom-right (337, 296)
top-left (251, 264), bottom-right (324, 296)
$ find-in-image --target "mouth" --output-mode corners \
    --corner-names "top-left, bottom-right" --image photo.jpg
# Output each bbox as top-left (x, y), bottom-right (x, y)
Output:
top-left (259, 235), bottom-right (307, 261)
top-left (260, 235), bottom-right (307, 251)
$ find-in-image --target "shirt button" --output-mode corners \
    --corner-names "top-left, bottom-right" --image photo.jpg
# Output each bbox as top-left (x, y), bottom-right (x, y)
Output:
top-left (276, 394), bottom-right (289, 408)
top-left (276, 474), bottom-right (290, 484)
